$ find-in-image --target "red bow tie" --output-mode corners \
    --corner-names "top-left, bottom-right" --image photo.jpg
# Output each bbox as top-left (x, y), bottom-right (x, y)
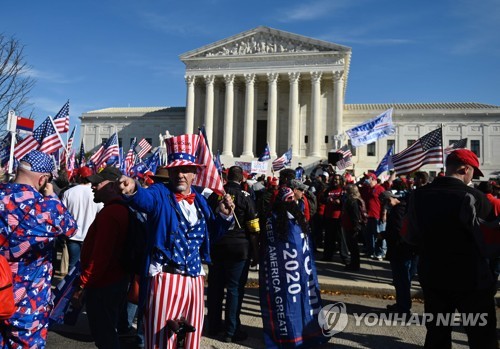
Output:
top-left (175, 192), bottom-right (196, 205)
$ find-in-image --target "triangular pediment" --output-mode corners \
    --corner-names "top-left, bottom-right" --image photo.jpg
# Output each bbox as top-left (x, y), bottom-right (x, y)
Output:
top-left (180, 26), bottom-right (351, 59)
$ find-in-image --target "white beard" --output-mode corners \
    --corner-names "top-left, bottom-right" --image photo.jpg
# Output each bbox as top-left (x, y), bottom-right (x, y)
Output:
top-left (175, 184), bottom-right (187, 192)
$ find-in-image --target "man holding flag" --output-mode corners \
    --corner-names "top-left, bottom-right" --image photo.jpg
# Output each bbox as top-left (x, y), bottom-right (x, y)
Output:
top-left (118, 134), bottom-right (235, 349)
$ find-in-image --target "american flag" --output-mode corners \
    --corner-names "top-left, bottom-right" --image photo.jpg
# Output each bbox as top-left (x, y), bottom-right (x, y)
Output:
top-left (258, 143), bottom-right (271, 161)
top-left (124, 138), bottom-right (137, 175)
top-left (67, 149), bottom-right (76, 173)
top-left (335, 144), bottom-right (353, 170)
top-left (88, 143), bottom-right (104, 166)
top-left (53, 100), bottom-right (70, 133)
top-left (392, 128), bottom-right (443, 174)
top-left (135, 138), bottom-right (152, 159)
top-left (61, 126), bottom-right (76, 168)
top-left (95, 133), bottom-right (119, 168)
top-left (444, 138), bottom-right (468, 155)
top-left (194, 129), bottom-right (225, 195)
top-left (14, 116), bottom-right (64, 160)
top-left (78, 140), bottom-right (86, 168)
top-left (66, 126), bottom-right (76, 152)
top-left (272, 147), bottom-right (292, 172)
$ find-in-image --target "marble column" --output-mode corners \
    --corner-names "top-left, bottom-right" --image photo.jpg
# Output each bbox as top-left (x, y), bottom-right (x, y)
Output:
top-left (267, 73), bottom-right (279, 158)
top-left (222, 74), bottom-right (235, 156)
top-left (333, 71), bottom-right (345, 137)
top-left (288, 72), bottom-right (300, 157)
top-left (482, 124), bottom-right (489, 165)
top-left (94, 125), bottom-right (100, 149)
top-left (310, 71), bottom-right (322, 157)
top-left (185, 75), bottom-right (196, 134)
top-left (242, 73), bottom-right (256, 157)
top-left (203, 75), bottom-right (215, 149)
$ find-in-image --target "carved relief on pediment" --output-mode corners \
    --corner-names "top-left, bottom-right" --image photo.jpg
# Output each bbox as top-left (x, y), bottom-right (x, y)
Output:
top-left (204, 32), bottom-right (331, 57)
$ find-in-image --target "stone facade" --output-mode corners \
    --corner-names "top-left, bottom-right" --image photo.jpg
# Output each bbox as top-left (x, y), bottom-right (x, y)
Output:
top-left (79, 107), bottom-right (185, 154)
top-left (79, 27), bottom-right (500, 178)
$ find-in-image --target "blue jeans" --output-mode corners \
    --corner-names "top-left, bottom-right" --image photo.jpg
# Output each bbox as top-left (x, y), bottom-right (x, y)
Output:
top-left (67, 240), bottom-right (82, 271)
top-left (207, 259), bottom-right (249, 337)
top-left (390, 258), bottom-right (415, 313)
top-left (85, 278), bottom-right (129, 349)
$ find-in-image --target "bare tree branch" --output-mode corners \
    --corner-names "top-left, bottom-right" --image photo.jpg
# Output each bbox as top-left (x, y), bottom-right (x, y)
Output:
top-left (0, 33), bottom-right (36, 132)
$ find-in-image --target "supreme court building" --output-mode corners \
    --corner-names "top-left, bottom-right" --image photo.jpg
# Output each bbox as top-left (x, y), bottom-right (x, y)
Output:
top-left (80, 26), bottom-right (500, 177)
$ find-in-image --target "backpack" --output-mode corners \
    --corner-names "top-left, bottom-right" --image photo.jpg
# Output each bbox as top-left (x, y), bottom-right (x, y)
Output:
top-left (121, 206), bottom-right (148, 276)
top-left (0, 254), bottom-right (15, 320)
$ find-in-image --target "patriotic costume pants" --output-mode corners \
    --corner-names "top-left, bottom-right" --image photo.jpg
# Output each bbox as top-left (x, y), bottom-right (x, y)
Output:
top-left (144, 272), bottom-right (204, 349)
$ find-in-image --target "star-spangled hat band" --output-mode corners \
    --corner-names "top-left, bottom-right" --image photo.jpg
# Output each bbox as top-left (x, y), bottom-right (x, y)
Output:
top-left (164, 134), bottom-right (205, 169)
top-left (18, 150), bottom-right (55, 173)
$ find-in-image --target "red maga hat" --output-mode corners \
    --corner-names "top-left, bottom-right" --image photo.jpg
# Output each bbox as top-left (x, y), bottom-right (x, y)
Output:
top-left (365, 172), bottom-right (377, 181)
top-left (78, 166), bottom-right (93, 178)
top-left (447, 149), bottom-right (484, 177)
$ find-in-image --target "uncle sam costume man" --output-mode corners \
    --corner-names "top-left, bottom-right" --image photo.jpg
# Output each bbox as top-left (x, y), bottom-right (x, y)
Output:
top-left (119, 134), bottom-right (234, 349)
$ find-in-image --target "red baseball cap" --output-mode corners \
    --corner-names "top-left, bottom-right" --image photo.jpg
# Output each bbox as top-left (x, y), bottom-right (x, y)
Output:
top-left (365, 172), bottom-right (377, 181)
top-left (447, 149), bottom-right (484, 177)
top-left (78, 166), bottom-right (93, 178)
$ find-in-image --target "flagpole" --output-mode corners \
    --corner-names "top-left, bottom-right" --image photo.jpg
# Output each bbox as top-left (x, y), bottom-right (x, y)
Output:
top-left (440, 123), bottom-right (445, 172)
top-left (7, 110), bottom-right (16, 177)
top-left (65, 125), bottom-right (69, 169)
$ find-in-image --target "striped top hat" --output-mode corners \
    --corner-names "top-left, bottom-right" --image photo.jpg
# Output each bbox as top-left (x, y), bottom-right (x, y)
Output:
top-left (165, 134), bottom-right (204, 168)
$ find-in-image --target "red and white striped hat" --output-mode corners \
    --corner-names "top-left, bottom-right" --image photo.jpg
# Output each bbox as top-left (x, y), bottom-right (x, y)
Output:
top-left (165, 134), bottom-right (204, 168)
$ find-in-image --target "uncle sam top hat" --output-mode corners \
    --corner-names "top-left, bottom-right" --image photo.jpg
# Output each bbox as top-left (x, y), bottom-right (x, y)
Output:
top-left (165, 134), bottom-right (204, 168)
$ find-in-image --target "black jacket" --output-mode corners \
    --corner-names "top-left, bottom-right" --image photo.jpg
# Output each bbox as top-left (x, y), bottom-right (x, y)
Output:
top-left (211, 181), bottom-right (259, 260)
top-left (381, 200), bottom-right (414, 261)
top-left (406, 176), bottom-right (494, 290)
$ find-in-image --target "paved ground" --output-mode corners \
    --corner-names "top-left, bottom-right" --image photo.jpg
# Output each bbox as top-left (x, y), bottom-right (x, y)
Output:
top-left (46, 252), bottom-right (500, 348)
top-left (48, 289), bottom-right (498, 349)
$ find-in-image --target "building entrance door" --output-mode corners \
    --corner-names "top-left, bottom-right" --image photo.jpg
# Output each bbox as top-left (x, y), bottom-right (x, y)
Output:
top-left (256, 120), bottom-right (267, 157)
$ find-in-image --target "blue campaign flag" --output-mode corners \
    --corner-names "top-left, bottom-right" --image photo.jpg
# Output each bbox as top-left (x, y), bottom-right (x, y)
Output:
top-left (49, 262), bottom-right (82, 326)
top-left (259, 215), bottom-right (328, 348)
top-left (214, 149), bottom-right (222, 172)
top-left (0, 134), bottom-right (11, 166)
top-left (258, 143), bottom-right (271, 161)
top-left (346, 108), bottom-right (395, 147)
top-left (130, 161), bottom-right (148, 177)
top-left (375, 144), bottom-right (394, 176)
top-left (118, 147), bottom-right (126, 173)
top-left (144, 148), bottom-right (160, 174)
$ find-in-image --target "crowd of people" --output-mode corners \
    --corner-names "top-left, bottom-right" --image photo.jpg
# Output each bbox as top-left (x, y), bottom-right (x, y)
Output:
top-left (0, 139), bottom-right (499, 348)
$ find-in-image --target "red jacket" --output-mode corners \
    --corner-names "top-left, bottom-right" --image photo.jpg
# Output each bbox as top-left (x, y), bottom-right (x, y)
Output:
top-left (323, 187), bottom-right (343, 219)
top-left (361, 184), bottom-right (385, 219)
top-left (486, 193), bottom-right (500, 217)
top-left (79, 199), bottom-right (129, 288)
